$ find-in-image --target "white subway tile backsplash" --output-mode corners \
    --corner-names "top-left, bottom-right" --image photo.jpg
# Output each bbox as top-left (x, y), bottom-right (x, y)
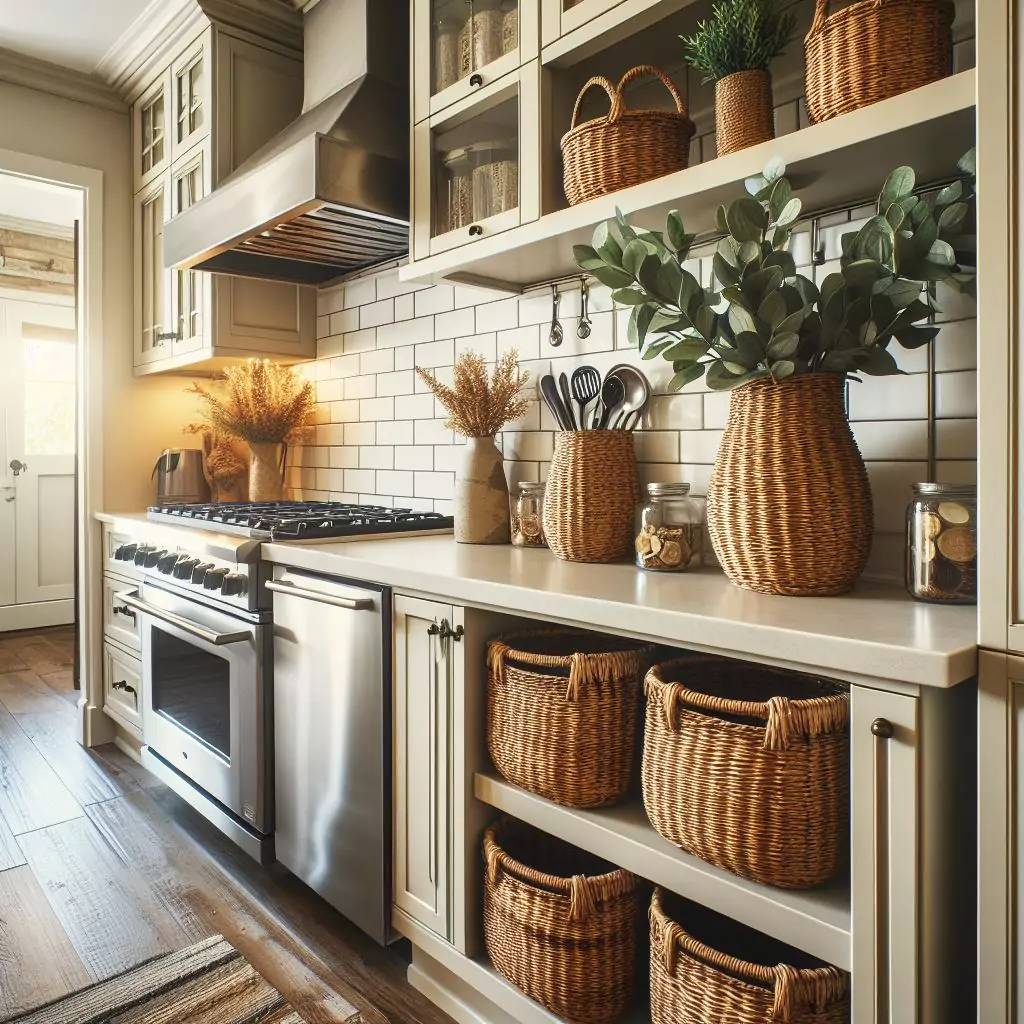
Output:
top-left (316, 315), bottom-right (331, 340)
top-left (376, 470), bottom-right (415, 494)
top-left (343, 328), bottom-right (377, 353)
top-left (936, 417), bottom-right (977, 459)
top-left (318, 285), bottom-right (345, 316)
top-left (498, 324), bottom-right (542, 361)
top-left (646, 394), bottom-right (704, 431)
top-left (394, 293), bottom-right (415, 322)
top-left (329, 400), bottom-right (360, 423)
top-left (633, 431), bottom-right (680, 463)
top-left (395, 345), bottom-right (415, 371)
top-left (415, 338), bottom-right (456, 368)
top-left (934, 318), bottom-right (977, 372)
top-left (316, 424), bottom-right (345, 447)
top-left (343, 278), bottom-right (377, 308)
top-left (475, 296), bottom-right (520, 333)
top-left (436, 306), bottom-right (476, 339)
top-left (360, 445), bottom-right (394, 470)
top-left (329, 308), bottom-right (359, 335)
top-left (433, 444), bottom-right (465, 473)
top-left (378, 316), bottom-right (434, 348)
top-left (395, 445), bottom-right (434, 471)
top-left (415, 471), bottom-right (455, 500)
top-left (935, 370), bottom-right (977, 419)
top-left (345, 468), bottom-right (377, 492)
top-left (359, 397), bottom-right (395, 421)
top-left (415, 418), bottom-right (454, 446)
top-left (936, 460), bottom-right (977, 486)
top-left (329, 446), bottom-right (359, 469)
top-left (702, 392), bottom-right (730, 430)
top-left (456, 331), bottom-right (497, 362)
top-left (344, 421), bottom-right (375, 446)
top-left (360, 298), bottom-right (394, 329)
top-left (503, 431), bottom-right (554, 463)
top-left (848, 374), bottom-right (929, 421)
top-left (377, 370), bottom-right (416, 397)
top-left (360, 349), bottom-right (394, 376)
top-left (454, 283), bottom-right (503, 308)
top-left (851, 419), bottom-right (929, 461)
top-left (376, 421), bottom-right (415, 446)
top-left (376, 268), bottom-right (426, 299)
top-left (680, 430), bottom-right (723, 464)
top-left (394, 393), bottom-right (436, 420)
top-left (933, 282), bottom-right (977, 323)
top-left (866, 461), bottom-right (928, 532)
top-left (316, 378), bottom-right (345, 403)
top-left (344, 375), bottom-right (376, 401)
top-left (331, 353), bottom-right (361, 379)
top-left (415, 285), bottom-right (455, 317)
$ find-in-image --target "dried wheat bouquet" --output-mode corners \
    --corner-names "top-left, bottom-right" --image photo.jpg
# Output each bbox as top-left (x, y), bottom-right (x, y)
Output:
top-left (187, 359), bottom-right (316, 445)
top-left (416, 350), bottom-right (531, 438)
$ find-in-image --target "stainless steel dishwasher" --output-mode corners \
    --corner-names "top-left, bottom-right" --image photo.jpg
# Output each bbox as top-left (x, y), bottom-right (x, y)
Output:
top-left (268, 565), bottom-right (391, 944)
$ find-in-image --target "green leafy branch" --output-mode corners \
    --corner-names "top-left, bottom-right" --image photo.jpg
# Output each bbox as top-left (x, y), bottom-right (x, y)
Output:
top-left (681, 0), bottom-right (797, 83)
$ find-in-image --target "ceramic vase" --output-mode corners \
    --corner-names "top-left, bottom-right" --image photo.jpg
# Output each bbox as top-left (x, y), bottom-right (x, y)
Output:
top-left (248, 442), bottom-right (285, 503)
top-left (706, 373), bottom-right (873, 596)
top-left (715, 69), bottom-right (774, 157)
top-left (456, 436), bottom-right (510, 544)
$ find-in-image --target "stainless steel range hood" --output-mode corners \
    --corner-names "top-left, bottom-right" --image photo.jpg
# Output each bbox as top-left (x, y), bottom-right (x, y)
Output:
top-left (164, 0), bottom-right (409, 286)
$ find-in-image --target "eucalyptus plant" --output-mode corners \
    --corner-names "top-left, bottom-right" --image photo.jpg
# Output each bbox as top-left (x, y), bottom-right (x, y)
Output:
top-left (681, 0), bottom-right (797, 82)
top-left (572, 150), bottom-right (977, 392)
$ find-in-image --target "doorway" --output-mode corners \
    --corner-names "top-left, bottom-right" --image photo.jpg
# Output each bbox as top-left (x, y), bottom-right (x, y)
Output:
top-left (0, 173), bottom-right (80, 634)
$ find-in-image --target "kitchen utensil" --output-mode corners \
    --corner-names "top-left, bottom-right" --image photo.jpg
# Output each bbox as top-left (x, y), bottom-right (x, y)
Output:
top-left (577, 279), bottom-right (592, 339)
top-left (596, 375), bottom-right (625, 429)
top-left (540, 374), bottom-right (571, 430)
top-left (549, 285), bottom-right (563, 348)
top-left (570, 365), bottom-right (601, 429)
top-left (608, 364), bottom-right (651, 430)
top-left (558, 372), bottom-right (578, 430)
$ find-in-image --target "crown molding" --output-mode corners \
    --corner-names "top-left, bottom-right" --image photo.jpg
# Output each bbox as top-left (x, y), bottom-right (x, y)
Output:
top-left (0, 214), bottom-right (75, 241)
top-left (0, 46), bottom-right (125, 113)
top-left (96, 0), bottom-right (302, 101)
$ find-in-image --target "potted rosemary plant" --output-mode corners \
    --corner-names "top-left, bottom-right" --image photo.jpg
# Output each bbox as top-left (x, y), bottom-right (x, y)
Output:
top-left (574, 149), bottom-right (976, 595)
top-left (682, 0), bottom-right (796, 157)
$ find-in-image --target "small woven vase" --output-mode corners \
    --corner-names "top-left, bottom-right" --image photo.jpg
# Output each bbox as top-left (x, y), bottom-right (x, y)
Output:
top-left (543, 431), bottom-right (640, 563)
top-left (455, 436), bottom-right (510, 544)
top-left (706, 373), bottom-right (873, 596)
top-left (715, 69), bottom-right (775, 157)
top-left (248, 442), bottom-right (284, 502)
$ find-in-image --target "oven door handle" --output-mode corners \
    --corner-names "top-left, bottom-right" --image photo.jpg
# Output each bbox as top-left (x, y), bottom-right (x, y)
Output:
top-left (266, 579), bottom-right (376, 610)
top-left (116, 591), bottom-right (253, 646)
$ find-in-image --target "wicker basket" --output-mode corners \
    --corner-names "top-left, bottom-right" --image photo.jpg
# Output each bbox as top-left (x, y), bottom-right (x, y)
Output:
top-left (716, 69), bottom-right (775, 157)
top-left (561, 65), bottom-right (694, 206)
top-left (650, 889), bottom-right (850, 1023)
top-left (804, 0), bottom-right (954, 124)
top-left (487, 630), bottom-right (651, 807)
top-left (483, 819), bottom-right (641, 1024)
top-left (643, 655), bottom-right (849, 888)
top-left (706, 373), bottom-right (873, 596)
top-left (543, 430), bottom-right (640, 564)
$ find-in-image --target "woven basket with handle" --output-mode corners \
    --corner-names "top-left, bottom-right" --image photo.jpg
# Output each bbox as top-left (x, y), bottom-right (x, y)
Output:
top-left (543, 430), bottom-right (640, 563)
top-left (643, 655), bottom-right (849, 889)
top-left (487, 629), bottom-right (652, 808)
top-left (561, 65), bottom-right (694, 206)
top-left (483, 818), bottom-right (641, 1024)
top-left (804, 0), bottom-right (954, 124)
top-left (650, 888), bottom-right (850, 1023)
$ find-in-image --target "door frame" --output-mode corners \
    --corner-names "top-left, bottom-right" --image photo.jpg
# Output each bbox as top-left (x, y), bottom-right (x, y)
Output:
top-left (0, 147), bottom-right (105, 747)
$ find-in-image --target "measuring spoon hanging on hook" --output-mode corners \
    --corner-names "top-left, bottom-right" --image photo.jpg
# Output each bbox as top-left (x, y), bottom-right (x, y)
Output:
top-left (577, 278), bottom-right (592, 339)
top-left (548, 284), bottom-right (563, 347)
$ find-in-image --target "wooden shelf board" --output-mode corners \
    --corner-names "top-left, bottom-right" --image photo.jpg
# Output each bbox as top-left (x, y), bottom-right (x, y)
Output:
top-left (474, 772), bottom-right (852, 971)
top-left (401, 70), bottom-right (976, 289)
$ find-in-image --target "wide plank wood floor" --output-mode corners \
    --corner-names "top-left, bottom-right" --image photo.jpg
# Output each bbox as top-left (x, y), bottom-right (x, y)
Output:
top-left (0, 627), bottom-right (453, 1024)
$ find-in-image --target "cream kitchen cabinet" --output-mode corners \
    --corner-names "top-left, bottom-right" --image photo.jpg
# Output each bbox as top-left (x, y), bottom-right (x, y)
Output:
top-left (130, 25), bottom-right (315, 377)
top-left (103, 639), bottom-right (144, 738)
top-left (539, 0), bottom-right (693, 56)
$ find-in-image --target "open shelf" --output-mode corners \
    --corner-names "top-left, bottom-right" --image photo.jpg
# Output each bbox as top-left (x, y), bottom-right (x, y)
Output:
top-left (474, 772), bottom-right (852, 971)
top-left (402, 69), bottom-right (976, 289)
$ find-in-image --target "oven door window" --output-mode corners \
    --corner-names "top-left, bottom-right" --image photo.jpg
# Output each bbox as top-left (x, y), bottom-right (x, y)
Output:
top-left (151, 627), bottom-right (231, 760)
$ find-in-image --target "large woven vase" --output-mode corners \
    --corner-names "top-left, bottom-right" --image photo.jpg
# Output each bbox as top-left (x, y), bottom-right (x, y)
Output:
top-left (715, 69), bottom-right (774, 156)
top-left (707, 374), bottom-right (873, 596)
top-left (543, 431), bottom-right (639, 563)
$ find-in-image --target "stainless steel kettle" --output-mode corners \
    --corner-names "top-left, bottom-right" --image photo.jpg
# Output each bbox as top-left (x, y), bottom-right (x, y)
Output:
top-left (152, 448), bottom-right (210, 505)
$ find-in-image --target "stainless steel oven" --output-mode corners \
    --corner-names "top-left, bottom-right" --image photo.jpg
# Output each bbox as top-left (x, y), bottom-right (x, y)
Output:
top-left (119, 579), bottom-right (273, 861)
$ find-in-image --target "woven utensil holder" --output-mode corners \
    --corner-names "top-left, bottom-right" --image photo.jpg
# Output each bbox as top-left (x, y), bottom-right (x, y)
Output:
top-left (804, 0), bottom-right (954, 124)
top-left (543, 430), bottom-right (640, 564)
top-left (715, 69), bottom-right (775, 156)
top-left (650, 889), bottom-right (851, 1024)
top-left (561, 65), bottom-right (694, 206)
top-left (706, 373), bottom-right (873, 596)
top-left (643, 656), bottom-right (849, 889)
top-left (487, 630), bottom-right (652, 808)
top-left (483, 819), bottom-right (641, 1024)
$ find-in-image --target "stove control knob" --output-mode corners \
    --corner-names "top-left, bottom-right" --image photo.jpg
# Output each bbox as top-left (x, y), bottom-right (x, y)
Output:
top-left (114, 543), bottom-right (137, 561)
top-left (190, 562), bottom-right (215, 585)
top-left (173, 558), bottom-right (200, 580)
top-left (203, 568), bottom-right (231, 591)
top-left (133, 545), bottom-right (154, 566)
top-left (156, 552), bottom-right (180, 574)
top-left (144, 548), bottom-right (166, 569)
top-left (221, 573), bottom-right (248, 597)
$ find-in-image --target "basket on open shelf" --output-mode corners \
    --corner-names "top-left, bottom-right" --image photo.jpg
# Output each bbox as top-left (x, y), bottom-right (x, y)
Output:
top-left (804, 0), bottom-right (954, 124)
top-left (487, 629), bottom-right (652, 807)
top-left (561, 65), bottom-right (694, 206)
top-left (643, 655), bottom-right (849, 888)
top-left (650, 888), bottom-right (850, 1023)
top-left (483, 818), bottom-right (642, 1024)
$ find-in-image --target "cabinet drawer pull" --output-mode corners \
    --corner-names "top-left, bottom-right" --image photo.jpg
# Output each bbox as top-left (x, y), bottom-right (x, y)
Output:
top-left (468, 224), bottom-right (483, 237)
top-left (439, 620), bottom-right (464, 642)
top-left (470, 73), bottom-right (483, 88)
top-left (154, 330), bottom-right (181, 343)
top-left (112, 604), bottom-right (137, 624)
top-left (872, 716), bottom-right (893, 1022)
top-left (112, 678), bottom-right (138, 707)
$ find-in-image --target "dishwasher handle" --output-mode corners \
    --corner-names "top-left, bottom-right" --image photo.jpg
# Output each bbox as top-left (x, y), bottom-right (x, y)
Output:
top-left (267, 579), bottom-right (376, 611)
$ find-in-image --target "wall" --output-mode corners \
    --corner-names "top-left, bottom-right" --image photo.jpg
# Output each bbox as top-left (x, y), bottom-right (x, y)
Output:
top-left (289, 200), bottom-right (977, 583)
top-left (0, 80), bottom-right (202, 512)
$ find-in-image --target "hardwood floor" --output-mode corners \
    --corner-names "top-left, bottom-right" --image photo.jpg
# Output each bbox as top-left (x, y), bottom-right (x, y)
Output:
top-left (0, 627), bottom-right (453, 1024)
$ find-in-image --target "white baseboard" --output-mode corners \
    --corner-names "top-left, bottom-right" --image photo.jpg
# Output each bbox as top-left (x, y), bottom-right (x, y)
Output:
top-left (0, 599), bottom-right (74, 632)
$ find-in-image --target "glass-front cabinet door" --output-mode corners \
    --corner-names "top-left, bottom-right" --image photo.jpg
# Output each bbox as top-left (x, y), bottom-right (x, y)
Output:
top-left (413, 0), bottom-right (538, 122)
top-left (413, 63), bottom-right (539, 258)
top-left (133, 172), bottom-right (174, 367)
top-left (169, 145), bottom-right (213, 357)
top-left (171, 32), bottom-right (212, 164)
top-left (133, 71), bottom-right (171, 192)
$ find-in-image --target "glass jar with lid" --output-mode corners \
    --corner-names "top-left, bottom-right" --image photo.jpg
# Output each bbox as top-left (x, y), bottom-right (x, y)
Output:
top-left (512, 481), bottom-right (547, 548)
top-left (471, 141), bottom-right (518, 222)
top-left (433, 15), bottom-right (463, 94)
top-left (500, 0), bottom-right (518, 54)
top-left (439, 147), bottom-right (477, 234)
top-left (906, 482), bottom-right (976, 604)
top-left (635, 482), bottom-right (703, 572)
top-left (470, 0), bottom-right (504, 70)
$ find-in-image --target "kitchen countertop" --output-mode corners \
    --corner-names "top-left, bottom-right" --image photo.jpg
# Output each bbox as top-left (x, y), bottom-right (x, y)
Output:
top-left (263, 535), bottom-right (978, 688)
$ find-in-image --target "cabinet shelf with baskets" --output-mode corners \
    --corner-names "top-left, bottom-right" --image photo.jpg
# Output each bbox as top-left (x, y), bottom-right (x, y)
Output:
top-left (401, 67), bottom-right (976, 288)
top-left (473, 771), bottom-right (852, 969)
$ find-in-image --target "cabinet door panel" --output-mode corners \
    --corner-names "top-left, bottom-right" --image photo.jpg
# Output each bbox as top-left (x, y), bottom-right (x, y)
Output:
top-left (133, 172), bottom-right (174, 367)
top-left (171, 31), bottom-right (212, 164)
top-left (169, 144), bottom-right (213, 357)
top-left (133, 71), bottom-right (172, 192)
top-left (393, 595), bottom-right (452, 940)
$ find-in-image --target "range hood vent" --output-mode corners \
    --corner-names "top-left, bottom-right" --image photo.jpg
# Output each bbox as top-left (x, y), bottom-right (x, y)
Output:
top-left (164, 0), bottom-right (409, 286)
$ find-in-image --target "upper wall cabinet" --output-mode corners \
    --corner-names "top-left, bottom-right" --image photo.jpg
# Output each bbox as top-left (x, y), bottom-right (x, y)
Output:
top-left (129, 23), bottom-right (315, 377)
top-left (539, 0), bottom-right (690, 57)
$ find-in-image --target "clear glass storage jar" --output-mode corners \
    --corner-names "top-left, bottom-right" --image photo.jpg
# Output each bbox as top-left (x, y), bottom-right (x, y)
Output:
top-left (433, 15), bottom-right (463, 93)
top-left (512, 481), bottom-right (547, 548)
top-left (906, 482), bottom-right (976, 604)
top-left (440, 147), bottom-right (477, 233)
top-left (635, 482), bottom-right (703, 572)
top-left (471, 141), bottom-right (518, 222)
top-left (470, 0), bottom-right (504, 70)
top-left (500, 0), bottom-right (518, 54)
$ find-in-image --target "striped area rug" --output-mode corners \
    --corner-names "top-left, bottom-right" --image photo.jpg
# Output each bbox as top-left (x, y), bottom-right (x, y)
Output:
top-left (8, 935), bottom-right (304, 1024)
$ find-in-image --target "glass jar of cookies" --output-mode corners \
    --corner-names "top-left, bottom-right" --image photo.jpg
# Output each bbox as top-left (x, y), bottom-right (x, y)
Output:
top-left (635, 482), bottom-right (703, 572)
top-left (906, 483), bottom-right (976, 604)
top-left (512, 481), bottom-right (547, 548)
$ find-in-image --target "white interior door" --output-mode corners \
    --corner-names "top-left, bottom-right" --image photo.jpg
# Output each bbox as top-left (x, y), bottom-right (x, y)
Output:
top-left (2, 299), bottom-right (77, 614)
